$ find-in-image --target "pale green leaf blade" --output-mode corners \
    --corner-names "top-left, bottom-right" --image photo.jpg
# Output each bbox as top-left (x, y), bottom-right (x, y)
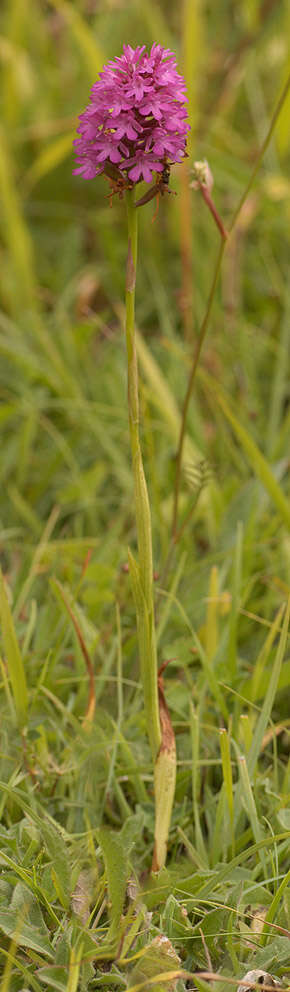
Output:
top-left (0, 567), bottom-right (28, 727)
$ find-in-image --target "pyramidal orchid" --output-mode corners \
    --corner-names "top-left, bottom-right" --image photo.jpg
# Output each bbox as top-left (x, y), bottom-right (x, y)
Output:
top-left (74, 44), bottom-right (190, 871)
top-left (73, 43), bottom-right (189, 188)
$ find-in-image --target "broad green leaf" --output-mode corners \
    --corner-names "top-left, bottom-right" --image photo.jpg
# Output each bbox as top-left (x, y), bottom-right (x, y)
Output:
top-left (128, 937), bottom-right (180, 991)
top-left (0, 883), bottom-right (53, 958)
top-left (254, 936), bottom-right (290, 971)
top-left (41, 820), bottom-right (71, 909)
top-left (37, 968), bottom-right (67, 992)
top-left (97, 827), bottom-right (128, 942)
top-left (120, 810), bottom-right (144, 852)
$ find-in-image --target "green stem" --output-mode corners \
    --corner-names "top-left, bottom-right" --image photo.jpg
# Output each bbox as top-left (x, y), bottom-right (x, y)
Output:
top-left (125, 189), bottom-right (161, 761)
top-left (172, 70), bottom-right (290, 539)
top-left (228, 71), bottom-right (290, 234)
top-left (172, 239), bottom-right (225, 538)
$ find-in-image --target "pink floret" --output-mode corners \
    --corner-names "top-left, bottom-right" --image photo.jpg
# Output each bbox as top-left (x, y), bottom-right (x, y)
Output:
top-left (73, 42), bottom-right (190, 187)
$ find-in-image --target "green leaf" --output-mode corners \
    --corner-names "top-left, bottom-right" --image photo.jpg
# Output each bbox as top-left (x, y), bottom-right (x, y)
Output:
top-left (128, 936), bottom-right (180, 991)
top-left (120, 810), bottom-right (144, 853)
top-left (254, 936), bottom-right (290, 971)
top-left (41, 820), bottom-right (71, 909)
top-left (37, 968), bottom-right (67, 992)
top-left (97, 827), bottom-right (128, 942)
top-left (0, 882), bottom-right (53, 957)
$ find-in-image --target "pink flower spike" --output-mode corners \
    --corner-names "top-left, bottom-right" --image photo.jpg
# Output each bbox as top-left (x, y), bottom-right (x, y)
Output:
top-left (73, 43), bottom-right (190, 190)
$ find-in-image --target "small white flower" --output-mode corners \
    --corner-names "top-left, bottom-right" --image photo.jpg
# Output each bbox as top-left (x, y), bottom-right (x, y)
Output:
top-left (190, 159), bottom-right (214, 192)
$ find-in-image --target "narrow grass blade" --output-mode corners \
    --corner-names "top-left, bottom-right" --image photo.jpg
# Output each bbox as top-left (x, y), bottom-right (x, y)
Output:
top-left (52, 578), bottom-right (96, 726)
top-left (49, 0), bottom-right (103, 75)
top-left (248, 602), bottom-right (285, 703)
top-left (0, 568), bottom-right (28, 728)
top-left (139, 1), bottom-right (172, 49)
top-left (228, 521), bottom-right (243, 679)
top-left (266, 287), bottom-right (290, 457)
top-left (156, 551), bottom-right (186, 646)
top-left (182, 0), bottom-right (203, 143)
top-left (211, 782), bottom-right (227, 865)
top-left (190, 703), bottom-right (208, 866)
top-left (177, 825), bottom-right (207, 869)
top-left (220, 728), bottom-right (235, 857)
top-left (0, 947), bottom-right (43, 992)
top-left (191, 627), bottom-right (229, 722)
top-left (247, 596), bottom-right (290, 777)
top-left (259, 866), bottom-right (290, 945)
top-left (197, 832), bottom-right (290, 899)
top-left (135, 327), bottom-right (202, 464)
top-left (239, 714), bottom-right (252, 753)
top-left (66, 941), bottom-right (84, 992)
top-left (8, 484), bottom-right (42, 537)
top-left (24, 132), bottom-right (74, 193)
top-left (15, 505), bottom-right (59, 616)
top-left (205, 565), bottom-right (219, 663)
top-left (0, 937), bottom-right (17, 992)
top-left (0, 655), bottom-right (15, 722)
top-left (127, 969), bottom-right (185, 992)
top-left (0, 128), bottom-right (37, 315)
top-left (238, 755), bottom-right (267, 876)
top-left (215, 388), bottom-right (290, 529)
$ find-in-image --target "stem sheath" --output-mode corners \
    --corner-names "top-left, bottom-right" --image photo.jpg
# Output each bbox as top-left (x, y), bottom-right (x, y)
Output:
top-left (125, 190), bottom-right (161, 761)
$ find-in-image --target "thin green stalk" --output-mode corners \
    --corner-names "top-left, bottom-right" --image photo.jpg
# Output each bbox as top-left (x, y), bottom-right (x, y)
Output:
top-left (125, 189), bottom-right (161, 761)
top-left (228, 71), bottom-right (290, 234)
top-left (172, 71), bottom-right (290, 538)
top-left (172, 239), bottom-right (225, 537)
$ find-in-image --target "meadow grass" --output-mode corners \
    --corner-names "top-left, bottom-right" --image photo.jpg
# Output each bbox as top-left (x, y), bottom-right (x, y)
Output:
top-left (0, 1), bottom-right (289, 990)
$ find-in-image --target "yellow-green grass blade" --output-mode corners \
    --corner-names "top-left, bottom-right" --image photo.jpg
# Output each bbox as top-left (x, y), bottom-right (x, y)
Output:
top-left (205, 565), bottom-right (219, 663)
top-left (220, 727), bottom-right (235, 857)
top-left (136, 327), bottom-right (203, 464)
top-left (0, 568), bottom-right (28, 728)
top-left (259, 866), bottom-right (290, 945)
top-left (24, 132), bottom-right (74, 193)
top-left (49, 0), bottom-right (104, 77)
top-left (248, 602), bottom-right (285, 702)
top-left (0, 128), bottom-right (38, 315)
top-left (238, 755), bottom-right (267, 877)
top-left (247, 596), bottom-right (290, 778)
top-left (190, 703), bottom-right (208, 866)
top-left (208, 382), bottom-right (290, 529)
